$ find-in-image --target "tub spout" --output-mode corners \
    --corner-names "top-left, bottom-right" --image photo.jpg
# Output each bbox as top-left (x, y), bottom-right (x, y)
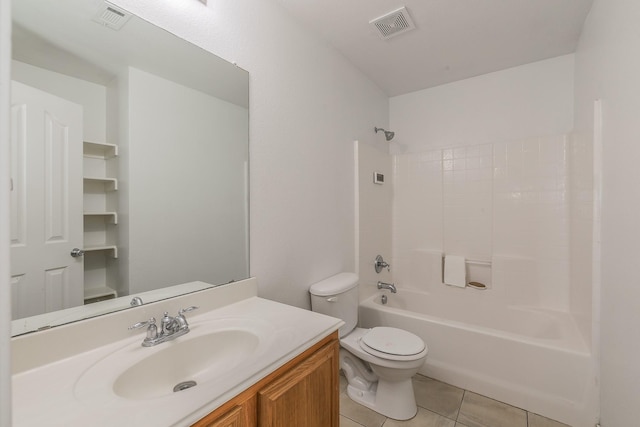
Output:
top-left (377, 281), bottom-right (397, 293)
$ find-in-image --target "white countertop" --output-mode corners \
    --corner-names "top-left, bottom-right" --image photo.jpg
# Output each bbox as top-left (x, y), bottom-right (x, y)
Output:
top-left (12, 281), bottom-right (342, 427)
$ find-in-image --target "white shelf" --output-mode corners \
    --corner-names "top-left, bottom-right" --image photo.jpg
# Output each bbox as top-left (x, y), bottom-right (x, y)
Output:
top-left (84, 285), bottom-right (118, 302)
top-left (84, 212), bottom-right (118, 224)
top-left (84, 244), bottom-right (118, 258)
top-left (83, 141), bottom-right (118, 159)
top-left (84, 176), bottom-right (118, 191)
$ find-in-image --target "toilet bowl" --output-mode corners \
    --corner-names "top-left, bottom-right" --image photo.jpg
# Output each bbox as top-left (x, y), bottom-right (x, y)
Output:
top-left (340, 327), bottom-right (427, 419)
top-left (309, 273), bottom-right (428, 420)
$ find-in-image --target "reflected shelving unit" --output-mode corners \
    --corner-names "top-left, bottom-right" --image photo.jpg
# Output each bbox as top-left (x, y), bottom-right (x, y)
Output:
top-left (83, 140), bottom-right (119, 304)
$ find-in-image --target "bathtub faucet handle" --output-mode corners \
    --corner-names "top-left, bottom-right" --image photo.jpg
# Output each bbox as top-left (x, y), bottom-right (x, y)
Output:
top-left (374, 255), bottom-right (390, 273)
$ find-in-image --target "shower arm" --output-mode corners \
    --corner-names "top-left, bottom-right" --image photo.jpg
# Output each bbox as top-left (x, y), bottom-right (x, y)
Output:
top-left (374, 127), bottom-right (395, 141)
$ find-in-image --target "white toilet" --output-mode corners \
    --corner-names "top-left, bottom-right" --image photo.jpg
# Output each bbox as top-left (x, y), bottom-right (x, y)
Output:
top-left (310, 272), bottom-right (427, 420)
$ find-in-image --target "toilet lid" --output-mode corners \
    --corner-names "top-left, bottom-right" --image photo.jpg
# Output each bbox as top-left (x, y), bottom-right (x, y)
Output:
top-left (360, 327), bottom-right (425, 356)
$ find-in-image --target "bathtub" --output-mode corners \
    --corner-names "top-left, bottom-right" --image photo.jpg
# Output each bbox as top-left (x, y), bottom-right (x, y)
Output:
top-left (358, 289), bottom-right (597, 427)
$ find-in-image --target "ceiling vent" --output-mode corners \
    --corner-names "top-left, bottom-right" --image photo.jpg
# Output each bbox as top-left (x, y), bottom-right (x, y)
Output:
top-left (92, 2), bottom-right (132, 31)
top-left (369, 6), bottom-right (415, 40)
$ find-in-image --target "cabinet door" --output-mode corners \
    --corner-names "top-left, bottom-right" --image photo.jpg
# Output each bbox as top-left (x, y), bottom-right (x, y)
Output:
top-left (192, 395), bottom-right (256, 427)
top-left (200, 406), bottom-right (244, 427)
top-left (258, 341), bottom-right (339, 427)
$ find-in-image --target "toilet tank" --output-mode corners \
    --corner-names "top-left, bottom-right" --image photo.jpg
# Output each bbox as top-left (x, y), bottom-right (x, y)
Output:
top-left (309, 273), bottom-right (359, 338)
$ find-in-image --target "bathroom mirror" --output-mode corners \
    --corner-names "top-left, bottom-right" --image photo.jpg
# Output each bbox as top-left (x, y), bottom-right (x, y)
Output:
top-left (10, 0), bottom-right (249, 336)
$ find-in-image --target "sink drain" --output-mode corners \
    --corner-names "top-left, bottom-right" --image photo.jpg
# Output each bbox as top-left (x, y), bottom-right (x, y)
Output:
top-left (173, 380), bottom-right (197, 392)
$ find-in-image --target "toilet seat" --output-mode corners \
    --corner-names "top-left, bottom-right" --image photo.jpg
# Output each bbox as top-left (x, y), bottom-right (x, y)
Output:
top-left (359, 327), bottom-right (427, 361)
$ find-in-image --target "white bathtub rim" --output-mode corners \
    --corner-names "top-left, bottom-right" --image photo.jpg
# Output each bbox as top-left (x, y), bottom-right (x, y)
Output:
top-left (362, 293), bottom-right (590, 356)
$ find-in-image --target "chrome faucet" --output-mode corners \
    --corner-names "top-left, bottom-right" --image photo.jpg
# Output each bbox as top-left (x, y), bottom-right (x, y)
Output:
top-left (377, 281), bottom-right (397, 293)
top-left (161, 311), bottom-right (179, 335)
top-left (129, 306), bottom-right (198, 347)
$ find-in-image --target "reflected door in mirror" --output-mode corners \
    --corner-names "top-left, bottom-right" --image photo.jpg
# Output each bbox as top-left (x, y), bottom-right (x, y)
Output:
top-left (10, 81), bottom-right (84, 318)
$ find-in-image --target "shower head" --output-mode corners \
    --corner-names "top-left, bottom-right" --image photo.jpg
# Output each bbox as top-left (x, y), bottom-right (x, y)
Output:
top-left (375, 127), bottom-right (395, 141)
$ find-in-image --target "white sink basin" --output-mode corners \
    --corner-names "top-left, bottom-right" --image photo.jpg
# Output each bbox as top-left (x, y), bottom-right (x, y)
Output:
top-left (74, 317), bottom-right (275, 404)
top-left (114, 329), bottom-right (260, 399)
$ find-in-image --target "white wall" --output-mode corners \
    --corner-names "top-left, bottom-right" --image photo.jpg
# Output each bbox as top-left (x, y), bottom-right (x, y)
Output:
top-left (110, 0), bottom-right (389, 309)
top-left (574, 0), bottom-right (640, 425)
top-left (11, 60), bottom-right (106, 143)
top-left (126, 67), bottom-right (248, 294)
top-left (389, 54), bottom-right (575, 153)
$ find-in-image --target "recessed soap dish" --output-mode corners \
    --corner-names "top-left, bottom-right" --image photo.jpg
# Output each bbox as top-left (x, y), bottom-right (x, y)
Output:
top-left (467, 281), bottom-right (487, 290)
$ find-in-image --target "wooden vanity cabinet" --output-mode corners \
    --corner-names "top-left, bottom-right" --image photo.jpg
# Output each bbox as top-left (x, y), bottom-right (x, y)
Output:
top-left (192, 332), bottom-right (339, 427)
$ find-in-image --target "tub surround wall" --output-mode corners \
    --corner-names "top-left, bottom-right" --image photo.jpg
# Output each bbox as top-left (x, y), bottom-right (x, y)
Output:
top-left (391, 139), bottom-right (571, 299)
top-left (568, 131), bottom-right (594, 347)
top-left (392, 134), bottom-right (574, 312)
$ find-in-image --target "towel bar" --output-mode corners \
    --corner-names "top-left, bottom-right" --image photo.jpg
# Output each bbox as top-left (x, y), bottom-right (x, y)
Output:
top-left (466, 259), bottom-right (491, 266)
top-left (441, 256), bottom-right (492, 266)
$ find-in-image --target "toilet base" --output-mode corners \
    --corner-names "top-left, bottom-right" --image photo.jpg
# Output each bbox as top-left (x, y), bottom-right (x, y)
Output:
top-left (346, 378), bottom-right (418, 421)
top-left (339, 335), bottom-right (423, 421)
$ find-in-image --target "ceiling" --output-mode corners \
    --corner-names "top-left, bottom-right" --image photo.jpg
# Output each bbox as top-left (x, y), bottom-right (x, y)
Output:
top-left (274, 0), bottom-right (594, 97)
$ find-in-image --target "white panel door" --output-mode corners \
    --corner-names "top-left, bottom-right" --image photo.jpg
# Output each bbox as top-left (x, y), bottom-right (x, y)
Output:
top-left (10, 81), bottom-right (84, 319)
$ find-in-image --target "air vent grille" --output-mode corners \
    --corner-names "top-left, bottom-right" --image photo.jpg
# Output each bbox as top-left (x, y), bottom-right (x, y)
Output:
top-left (369, 7), bottom-right (415, 40)
top-left (92, 2), bottom-right (131, 31)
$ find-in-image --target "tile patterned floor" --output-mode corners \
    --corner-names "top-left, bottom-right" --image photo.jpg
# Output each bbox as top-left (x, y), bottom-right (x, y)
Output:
top-left (339, 374), bottom-right (572, 427)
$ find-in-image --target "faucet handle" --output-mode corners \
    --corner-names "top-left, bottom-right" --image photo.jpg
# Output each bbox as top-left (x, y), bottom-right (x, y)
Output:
top-left (178, 306), bottom-right (199, 315)
top-left (129, 317), bottom-right (156, 330)
top-left (129, 318), bottom-right (158, 345)
top-left (176, 306), bottom-right (199, 330)
top-left (129, 317), bottom-right (158, 341)
top-left (374, 255), bottom-right (391, 273)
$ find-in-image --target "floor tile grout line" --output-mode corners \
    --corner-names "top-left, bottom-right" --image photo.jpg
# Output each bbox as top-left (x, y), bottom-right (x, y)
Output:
top-left (341, 413), bottom-right (365, 426)
top-left (457, 389), bottom-right (467, 422)
top-left (413, 402), bottom-right (459, 425)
